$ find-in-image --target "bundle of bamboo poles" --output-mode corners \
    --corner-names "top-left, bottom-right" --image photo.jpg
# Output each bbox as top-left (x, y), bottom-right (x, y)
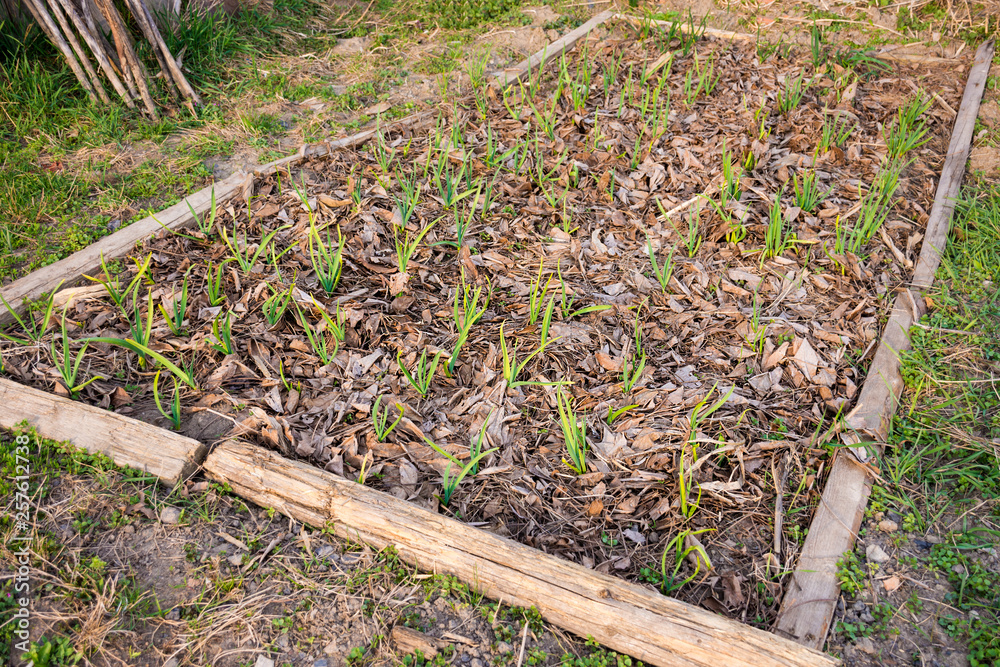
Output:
top-left (18, 0), bottom-right (201, 118)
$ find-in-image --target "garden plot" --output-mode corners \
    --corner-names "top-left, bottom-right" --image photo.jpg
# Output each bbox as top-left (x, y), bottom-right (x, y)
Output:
top-left (0, 21), bottom-right (964, 627)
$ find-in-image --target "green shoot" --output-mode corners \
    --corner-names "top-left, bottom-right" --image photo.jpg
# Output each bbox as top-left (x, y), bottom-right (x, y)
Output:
top-left (158, 270), bottom-right (191, 336)
top-left (449, 273), bottom-right (488, 375)
top-left (498, 321), bottom-right (563, 389)
top-left (439, 448), bottom-right (496, 506)
top-left (309, 220), bottom-right (345, 295)
top-left (850, 164), bottom-right (902, 254)
top-left (470, 411), bottom-right (492, 475)
top-left (886, 95), bottom-right (931, 161)
top-left (791, 171), bottom-right (828, 213)
top-left (81, 337), bottom-right (196, 388)
top-left (659, 529), bottom-right (713, 593)
top-left (50, 309), bottom-right (101, 399)
top-left (819, 113), bottom-right (856, 152)
top-left (293, 301), bottom-right (342, 365)
top-left (262, 284), bottom-right (292, 327)
top-left (205, 260), bottom-right (230, 306)
top-left (372, 396), bottom-right (403, 442)
top-left (539, 295), bottom-right (556, 348)
top-left (397, 348), bottom-right (442, 396)
top-left (528, 260), bottom-right (552, 325)
top-left (621, 352), bottom-right (646, 394)
top-left (88, 253), bottom-right (151, 310)
top-left (393, 218), bottom-right (437, 274)
top-left (0, 286), bottom-right (59, 344)
top-left (777, 70), bottom-right (809, 114)
top-left (763, 187), bottom-right (795, 259)
top-left (607, 404), bottom-right (639, 425)
top-left (557, 389), bottom-right (588, 474)
top-left (153, 370), bottom-right (182, 430)
top-left (221, 222), bottom-right (290, 275)
top-left (187, 187), bottom-right (218, 236)
top-left (646, 238), bottom-right (676, 293)
top-left (209, 311), bottom-right (235, 355)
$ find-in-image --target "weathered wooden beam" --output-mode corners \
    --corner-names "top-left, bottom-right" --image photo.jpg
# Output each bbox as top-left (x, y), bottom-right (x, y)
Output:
top-left (204, 441), bottom-right (837, 667)
top-left (774, 37), bottom-right (995, 650)
top-left (492, 10), bottom-right (614, 89)
top-left (0, 377), bottom-right (206, 486)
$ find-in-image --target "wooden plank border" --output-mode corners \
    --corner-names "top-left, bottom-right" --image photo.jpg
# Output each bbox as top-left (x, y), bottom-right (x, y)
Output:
top-left (773, 38), bottom-right (996, 649)
top-left (491, 10), bottom-right (614, 89)
top-left (0, 377), bottom-right (205, 486)
top-left (204, 441), bottom-right (836, 667)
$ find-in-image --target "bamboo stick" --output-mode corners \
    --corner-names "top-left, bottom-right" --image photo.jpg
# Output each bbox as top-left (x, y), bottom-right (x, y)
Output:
top-left (20, 0), bottom-right (99, 103)
top-left (126, 0), bottom-right (202, 108)
top-left (52, 0), bottom-right (134, 108)
top-left (93, 0), bottom-right (159, 118)
top-left (45, 0), bottom-right (111, 103)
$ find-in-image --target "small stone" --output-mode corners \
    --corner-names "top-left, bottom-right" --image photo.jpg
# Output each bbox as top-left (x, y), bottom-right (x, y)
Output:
top-left (316, 545), bottom-right (336, 559)
top-left (471, 660), bottom-right (484, 667)
top-left (860, 611), bottom-right (875, 623)
top-left (856, 637), bottom-right (876, 654)
top-left (851, 600), bottom-right (866, 612)
top-left (882, 575), bottom-right (902, 592)
top-left (878, 520), bottom-right (898, 533)
top-left (255, 657), bottom-right (275, 667)
top-left (866, 544), bottom-right (890, 563)
top-left (163, 658), bottom-right (179, 667)
top-left (496, 642), bottom-right (513, 654)
top-left (314, 660), bottom-right (329, 667)
top-left (227, 555), bottom-right (243, 567)
top-left (160, 507), bottom-right (182, 524)
top-left (952, 563), bottom-right (967, 576)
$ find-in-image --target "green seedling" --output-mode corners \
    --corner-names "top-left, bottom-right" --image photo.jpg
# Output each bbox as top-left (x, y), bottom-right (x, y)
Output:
top-left (439, 448), bottom-right (496, 507)
top-left (81, 337), bottom-right (196, 388)
top-left (659, 529), bottom-right (713, 593)
top-left (0, 285), bottom-right (59, 344)
top-left (293, 300), bottom-right (343, 366)
top-left (397, 348), bottom-right (442, 396)
top-left (555, 263), bottom-right (611, 319)
top-left (621, 352), bottom-right (646, 394)
top-left (777, 70), bottom-right (809, 114)
top-left (205, 260), bottom-right (231, 306)
top-left (451, 179), bottom-right (482, 248)
top-left (557, 388), bottom-right (588, 474)
top-left (469, 410), bottom-right (493, 475)
top-left (850, 164), bottom-right (901, 254)
top-left (373, 127), bottom-right (395, 174)
top-left (449, 273), bottom-right (488, 375)
top-left (371, 396), bottom-right (403, 442)
top-left (50, 309), bottom-right (101, 399)
top-left (158, 270), bottom-right (191, 336)
top-left (394, 170), bottom-right (422, 227)
top-left (539, 295), bottom-right (557, 348)
top-left (607, 404), bottom-right (639, 425)
top-left (86, 253), bottom-right (151, 310)
top-left (646, 238), bottom-right (677, 293)
top-left (819, 113), bottom-right (857, 152)
top-left (278, 359), bottom-right (301, 393)
top-left (209, 310), bottom-right (235, 355)
top-left (792, 170), bottom-right (828, 213)
top-left (763, 187), bottom-right (795, 259)
top-left (262, 284), bottom-right (292, 327)
top-left (393, 217), bottom-right (438, 274)
top-left (153, 369), bottom-right (182, 429)
top-left (188, 187), bottom-right (218, 236)
top-left (499, 321), bottom-right (563, 389)
top-left (720, 142), bottom-right (741, 206)
top-left (221, 221), bottom-right (290, 275)
top-left (886, 95), bottom-right (931, 160)
top-left (309, 220), bottom-right (345, 295)
top-left (528, 260), bottom-right (552, 325)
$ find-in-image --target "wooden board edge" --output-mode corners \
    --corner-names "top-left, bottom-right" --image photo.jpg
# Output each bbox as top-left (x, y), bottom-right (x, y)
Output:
top-left (773, 37), bottom-right (996, 649)
top-left (0, 377), bottom-right (206, 486)
top-left (491, 10), bottom-right (615, 89)
top-left (204, 440), bottom-right (839, 667)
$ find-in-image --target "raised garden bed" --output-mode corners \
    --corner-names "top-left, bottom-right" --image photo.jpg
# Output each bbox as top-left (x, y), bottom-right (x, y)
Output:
top-left (0, 18), bottom-right (968, 632)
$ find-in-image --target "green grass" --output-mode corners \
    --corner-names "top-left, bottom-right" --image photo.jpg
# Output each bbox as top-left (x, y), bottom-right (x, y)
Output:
top-left (857, 181), bottom-right (1000, 658)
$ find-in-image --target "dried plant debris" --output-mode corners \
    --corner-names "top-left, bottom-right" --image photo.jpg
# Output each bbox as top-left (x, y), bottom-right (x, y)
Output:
top-left (0, 22), bottom-right (965, 627)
